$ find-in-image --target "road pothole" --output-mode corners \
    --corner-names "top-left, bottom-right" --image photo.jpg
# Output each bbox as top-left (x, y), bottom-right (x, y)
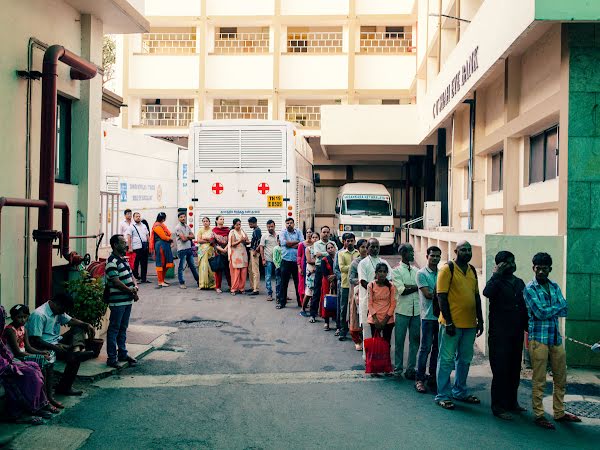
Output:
top-left (176, 319), bottom-right (230, 328)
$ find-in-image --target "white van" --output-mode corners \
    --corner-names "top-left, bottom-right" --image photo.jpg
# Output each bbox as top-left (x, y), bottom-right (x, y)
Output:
top-left (333, 183), bottom-right (395, 248)
top-left (187, 120), bottom-right (315, 235)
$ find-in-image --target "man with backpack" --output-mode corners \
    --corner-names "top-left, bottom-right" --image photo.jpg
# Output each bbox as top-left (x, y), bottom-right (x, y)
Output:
top-left (435, 241), bottom-right (483, 410)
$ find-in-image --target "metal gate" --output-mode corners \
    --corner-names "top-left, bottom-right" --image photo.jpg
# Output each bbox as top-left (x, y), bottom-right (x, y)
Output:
top-left (100, 191), bottom-right (119, 252)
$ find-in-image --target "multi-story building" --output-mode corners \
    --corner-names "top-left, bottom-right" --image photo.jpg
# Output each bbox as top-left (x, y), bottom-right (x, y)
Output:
top-left (118, 0), bottom-right (600, 367)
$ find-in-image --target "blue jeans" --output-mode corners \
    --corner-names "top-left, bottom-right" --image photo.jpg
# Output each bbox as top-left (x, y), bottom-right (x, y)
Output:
top-left (435, 326), bottom-right (476, 402)
top-left (178, 248), bottom-right (199, 285)
top-left (106, 304), bottom-right (132, 363)
top-left (265, 261), bottom-right (275, 296)
top-left (416, 319), bottom-right (439, 381)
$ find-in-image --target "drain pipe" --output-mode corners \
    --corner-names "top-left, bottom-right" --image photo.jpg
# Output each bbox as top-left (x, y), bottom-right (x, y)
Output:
top-left (23, 38), bottom-right (48, 307)
top-left (35, 45), bottom-right (96, 305)
top-left (464, 93), bottom-right (476, 230)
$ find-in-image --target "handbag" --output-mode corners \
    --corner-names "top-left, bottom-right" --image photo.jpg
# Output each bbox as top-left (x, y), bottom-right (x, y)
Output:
top-left (132, 224), bottom-right (149, 250)
top-left (209, 254), bottom-right (225, 272)
top-left (364, 329), bottom-right (393, 374)
top-left (324, 294), bottom-right (337, 312)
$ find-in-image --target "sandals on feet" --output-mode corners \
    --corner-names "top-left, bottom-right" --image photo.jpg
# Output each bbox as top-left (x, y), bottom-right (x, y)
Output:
top-left (216, 289), bottom-right (223, 294)
top-left (454, 395), bottom-right (480, 404)
top-left (555, 413), bottom-right (582, 423)
top-left (334, 329), bottom-right (340, 336)
top-left (355, 343), bottom-right (363, 351)
top-left (415, 381), bottom-right (427, 393)
top-left (535, 417), bottom-right (556, 430)
top-left (436, 400), bottom-right (455, 410)
top-left (309, 317), bottom-right (316, 323)
top-left (324, 324), bottom-right (331, 331)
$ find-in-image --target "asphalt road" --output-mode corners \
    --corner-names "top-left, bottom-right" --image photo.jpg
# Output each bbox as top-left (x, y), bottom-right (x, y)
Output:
top-left (18, 267), bottom-right (600, 449)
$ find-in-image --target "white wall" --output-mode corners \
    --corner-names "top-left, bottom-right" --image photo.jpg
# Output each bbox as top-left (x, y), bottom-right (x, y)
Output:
top-left (281, 0), bottom-right (348, 15)
top-left (206, 55), bottom-right (273, 90)
top-left (145, 0), bottom-right (200, 16)
top-left (321, 105), bottom-right (420, 145)
top-left (102, 124), bottom-right (184, 231)
top-left (280, 55), bottom-right (348, 90)
top-left (129, 55), bottom-right (200, 90)
top-left (354, 55), bottom-right (416, 90)
top-left (206, 0), bottom-right (274, 16)
top-left (355, 0), bottom-right (416, 15)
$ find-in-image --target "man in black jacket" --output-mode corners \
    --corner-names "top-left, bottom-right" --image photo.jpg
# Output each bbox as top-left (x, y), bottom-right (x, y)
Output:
top-left (483, 250), bottom-right (528, 420)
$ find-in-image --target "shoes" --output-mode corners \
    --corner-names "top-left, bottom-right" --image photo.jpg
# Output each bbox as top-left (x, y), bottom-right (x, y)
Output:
top-left (249, 291), bottom-right (259, 296)
top-left (555, 413), bottom-right (581, 423)
top-left (404, 370), bottom-right (416, 380)
top-left (415, 381), bottom-right (427, 393)
top-left (266, 295), bottom-right (273, 301)
top-left (245, 289), bottom-right (253, 293)
top-left (141, 280), bottom-right (152, 284)
top-left (118, 356), bottom-right (138, 366)
top-left (393, 371), bottom-right (404, 379)
top-left (55, 387), bottom-right (83, 396)
top-left (107, 360), bottom-right (124, 369)
top-left (494, 411), bottom-right (514, 420)
top-left (179, 284), bottom-right (187, 289)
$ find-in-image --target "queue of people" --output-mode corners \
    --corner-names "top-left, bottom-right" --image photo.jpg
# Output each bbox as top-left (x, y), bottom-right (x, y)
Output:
top-left (1, 211), bottom-right (584, 430)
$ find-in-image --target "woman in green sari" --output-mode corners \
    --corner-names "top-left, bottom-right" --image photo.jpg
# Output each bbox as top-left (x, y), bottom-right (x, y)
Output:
top-left (197, 216), bottom-right (216, 289)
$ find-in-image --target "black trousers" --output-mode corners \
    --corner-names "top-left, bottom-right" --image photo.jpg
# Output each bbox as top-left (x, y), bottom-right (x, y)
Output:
top-left (489, 333), bottom-right (524, 413)
top-left (279, 260), bottom-right (299, 306)
top-left (309, 265), bottom-right (323, 318)
top-left (370, 323), bottom-right (395, 343)
top-left (133, 247), bottom-right (149, 281)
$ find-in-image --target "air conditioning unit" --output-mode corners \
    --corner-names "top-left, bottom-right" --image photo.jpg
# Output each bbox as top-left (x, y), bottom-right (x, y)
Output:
top-left (423, 201), bottom-right (441, 230)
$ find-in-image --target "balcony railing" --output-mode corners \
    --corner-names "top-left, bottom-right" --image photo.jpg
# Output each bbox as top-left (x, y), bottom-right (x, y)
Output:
top-left (141, 33), bottom-right (197, 55)
top-left (359, 32), bottom-right (414, 54)
top-left (285, 105), bottom-right (321, 128)
top-left (140, 105), bottom-right (194, 127)
top-left (213, 104), bottom-right (268, 120)
top-left (214, 32), bottom-right (270, 54)
top-left (287, 32), bottom-right (343, 54)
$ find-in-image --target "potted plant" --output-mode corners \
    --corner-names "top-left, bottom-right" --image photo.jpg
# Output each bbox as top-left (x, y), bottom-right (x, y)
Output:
top-left (65, 268), bottom-right (107, 357)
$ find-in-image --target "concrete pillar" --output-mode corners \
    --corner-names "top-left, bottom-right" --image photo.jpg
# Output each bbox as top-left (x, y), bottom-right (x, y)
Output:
top-left (71, 14), bottom-right (103, 256)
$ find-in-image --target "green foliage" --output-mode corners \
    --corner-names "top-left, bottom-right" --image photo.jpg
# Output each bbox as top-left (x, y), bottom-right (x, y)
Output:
top-left (102, 35), bottom-right (117, 86)
top-left (65, 270), bottom-right (107, 330)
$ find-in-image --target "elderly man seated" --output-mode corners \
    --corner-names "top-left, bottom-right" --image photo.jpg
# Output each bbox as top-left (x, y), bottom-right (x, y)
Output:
top-left (26, 293), bottom-right (95, 396)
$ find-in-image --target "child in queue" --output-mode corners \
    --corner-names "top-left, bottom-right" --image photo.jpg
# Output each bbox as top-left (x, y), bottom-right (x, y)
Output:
top-left (2, 304), bottom-right (62, 410)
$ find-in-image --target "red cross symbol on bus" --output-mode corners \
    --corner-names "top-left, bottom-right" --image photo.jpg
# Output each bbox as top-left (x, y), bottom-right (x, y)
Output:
top-left (212, 183), bottom-right (223, 195)
top-left (258, 183), bottom-right (270, 195)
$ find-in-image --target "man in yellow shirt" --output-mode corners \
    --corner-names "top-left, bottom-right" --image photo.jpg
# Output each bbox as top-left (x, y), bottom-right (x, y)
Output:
top-left (338, 233), bottom-right (359, 341)
top-left (435, 241), bottom-right (484, 410)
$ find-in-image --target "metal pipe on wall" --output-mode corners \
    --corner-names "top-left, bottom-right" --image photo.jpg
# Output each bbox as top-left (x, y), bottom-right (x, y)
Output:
top-left (464, 93), bottom-right (477, 230)
top-left (35, 45), bottom-right (96, 305)
top-left (23, 38), bottom-right (49, 307)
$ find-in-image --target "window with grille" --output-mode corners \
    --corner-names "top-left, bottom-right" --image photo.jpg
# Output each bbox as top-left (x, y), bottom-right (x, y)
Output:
top-left (529, 126), bottom-right (558, 184)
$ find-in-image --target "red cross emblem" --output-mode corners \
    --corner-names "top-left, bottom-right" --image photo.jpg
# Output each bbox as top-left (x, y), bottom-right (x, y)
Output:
top-left (212, 183), bottom-right (223, 195)
top-left (258, 183), bottom-right (270, 195)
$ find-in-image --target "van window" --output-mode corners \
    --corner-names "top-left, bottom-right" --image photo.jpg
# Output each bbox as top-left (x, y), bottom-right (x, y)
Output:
top-left (342, 197), bottom-right (391, 216)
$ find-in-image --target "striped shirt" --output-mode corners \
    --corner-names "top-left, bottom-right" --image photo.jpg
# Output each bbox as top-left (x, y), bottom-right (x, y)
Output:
top-left (523, 278), bottom-right (568, 346)
top-left (105, 253), bottom-right (135, 306)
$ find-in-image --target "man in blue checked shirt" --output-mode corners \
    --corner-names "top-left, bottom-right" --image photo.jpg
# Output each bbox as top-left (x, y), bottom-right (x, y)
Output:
top-left (523, 252), bottom-right (581, 430)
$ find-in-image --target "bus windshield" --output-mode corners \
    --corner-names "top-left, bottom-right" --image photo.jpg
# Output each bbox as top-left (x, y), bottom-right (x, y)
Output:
top-left (342, 197), bottom-right (391, 216)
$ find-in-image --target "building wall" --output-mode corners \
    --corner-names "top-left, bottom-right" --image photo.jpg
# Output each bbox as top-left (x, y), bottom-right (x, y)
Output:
top-left (0, 1), bottom-right (104, 310)
top-left (564, 24), bottom-right (600, 367)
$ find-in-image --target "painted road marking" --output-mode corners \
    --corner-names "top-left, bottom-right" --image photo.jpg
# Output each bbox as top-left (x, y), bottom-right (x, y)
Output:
top-left (94, 370), bottom-right (389, 389)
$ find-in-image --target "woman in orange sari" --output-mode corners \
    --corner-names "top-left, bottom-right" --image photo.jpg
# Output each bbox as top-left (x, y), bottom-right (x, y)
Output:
top-left (149, 212), bottom-right (175, 288)
top-left (228, 218), bottom-right (249, 296)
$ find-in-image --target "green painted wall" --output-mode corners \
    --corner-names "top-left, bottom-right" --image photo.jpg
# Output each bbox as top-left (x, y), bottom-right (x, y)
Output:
top-left (536, 0), bottom-right (600, 20)
top-left (566, 23), bottom-right (600, 368)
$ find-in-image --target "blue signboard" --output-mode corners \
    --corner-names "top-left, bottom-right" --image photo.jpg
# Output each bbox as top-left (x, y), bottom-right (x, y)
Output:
top-left (120, 182), bottom-right (128, 202)
top-left (182, 163), bottom-right (188, 180)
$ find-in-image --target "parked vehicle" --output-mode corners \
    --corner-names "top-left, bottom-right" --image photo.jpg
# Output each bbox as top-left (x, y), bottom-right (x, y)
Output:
top-left (333, 183), bottom-right (395, 250)
top-left (187, 120), bottom-right (315, 234)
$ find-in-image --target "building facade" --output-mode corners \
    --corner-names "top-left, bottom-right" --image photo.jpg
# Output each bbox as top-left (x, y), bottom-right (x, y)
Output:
top-left (0, 0), bottom-right (148, 311)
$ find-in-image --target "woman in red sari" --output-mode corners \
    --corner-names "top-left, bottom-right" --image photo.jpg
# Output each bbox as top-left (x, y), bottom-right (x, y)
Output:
top-left (212, 215), bottom-right (232, 293)
top-left (319, 242), bottom-right (338, 331)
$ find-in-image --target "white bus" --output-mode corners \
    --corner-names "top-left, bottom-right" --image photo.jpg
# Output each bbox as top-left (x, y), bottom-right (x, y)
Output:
top-left (187, 120), bottom-right (315, 235)
top-left (333, 183), bottom-right (395, 249)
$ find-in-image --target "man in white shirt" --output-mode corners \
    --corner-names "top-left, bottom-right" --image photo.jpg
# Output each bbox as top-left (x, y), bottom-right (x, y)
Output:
top-left (126, 212), bottom-right (151, 283)
top-left (391, 243), bottom-right (421, 379)
top-left (358, 238), bottom-right (392, 348)
top-left (119, 209), bottom-right (133, 245)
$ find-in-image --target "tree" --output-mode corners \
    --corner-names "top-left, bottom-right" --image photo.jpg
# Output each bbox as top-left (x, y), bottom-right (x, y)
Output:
top-left (102, 35), bottom-right (117, 86)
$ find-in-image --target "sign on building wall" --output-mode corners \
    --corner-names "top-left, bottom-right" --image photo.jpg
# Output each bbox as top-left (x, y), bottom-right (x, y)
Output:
top-left (432, 46), bottom-right (479, 119)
